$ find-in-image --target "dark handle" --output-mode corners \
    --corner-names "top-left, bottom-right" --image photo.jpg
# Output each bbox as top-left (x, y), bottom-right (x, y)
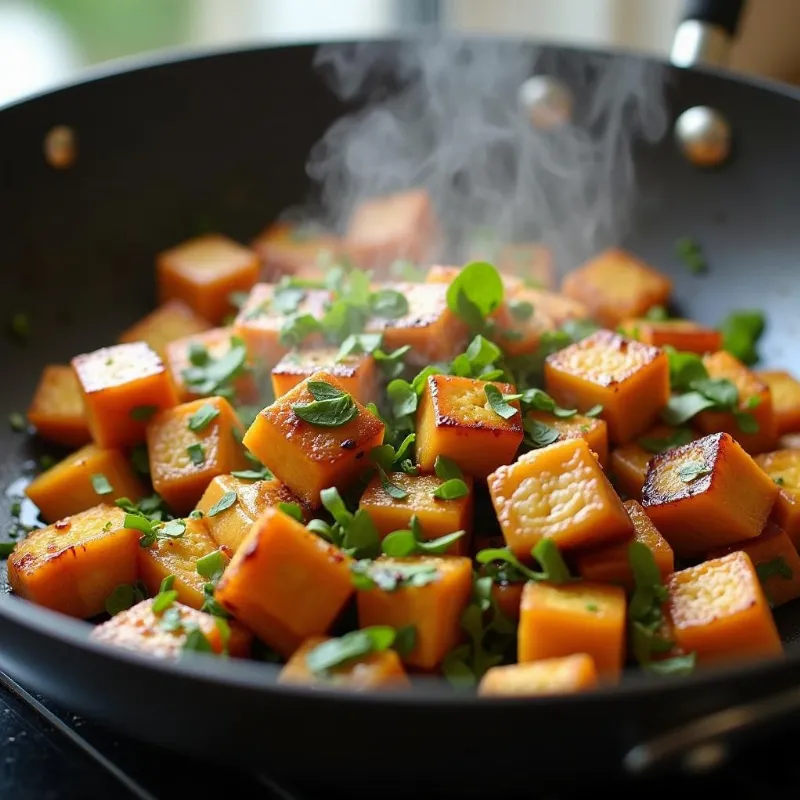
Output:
top-left (671, 0), bottom-right (747, 67)
top-left (680, 0), bottom-right (746, 36)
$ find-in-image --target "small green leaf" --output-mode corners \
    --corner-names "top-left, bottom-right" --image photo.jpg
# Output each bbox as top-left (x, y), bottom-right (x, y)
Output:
top-left (186, 443), bottom-right (206, 466)
top-left (91, 473), bottom-right (113, 496)
top-left (152, 589), bottom-right (178, 613)
top-left (508, 299), bottom-right (534, 321)
top-left (431, 479), bottom-right (469, 501)
top-left (718, 310), bottom-right (765, 366)
top-left (320, 487), bottom-right (353, 527)
top-left (484, 384), bottom-right (520, 420)
top-left (307, 381), bottom-right (347, 401)
top-left (373, 345), bottom-right (411, 379)
top-left (446, 262), bottom-right (504, 323)
top-left (756, 556), bottom-right (793, 583)
top-left (370, 289), bottom-right (409, 319)
top-left (416, 530), bottom-right (466, 554)
top-left (584, 404), bottom-right (603, 418)
top-left (644, 652), bottom-right (696, 676)
top-left (661, 392), bottom-right (717, 426)
top-left (207, 491), bottom-right (237, 517)
top-left (387, 379), bottom-right (417, 418)
top-left (197, 549), bottom-right (227, 582)
top-left (182, 627), bottom-right (215, 654)
top-left (379, 469), bottom-right (408, 500)
top-left (465, 334), bottom-right (502, 371)
top-left (305, 626), bottom-right (397, 673)
top-left (393, 625), bottom-right (417, 656)
top-left (775, 476), bottom-right (786, 486)
top-left (159, 575), bottom-right (176, 593)
top-left (105, 582), bottom-right (147, 617)
top-left (279, 313), bottom-right (322, 348)
top-left (273, 284), bottom-right (306, 314)
top-left (381, 529), bottom-right (418, 557)
top-left (434, 455), bottom-right (463, 481)
top-left (187, 402), bottom-right (220, 432)
top-left (230, 467), bottom-right (273, 481)
top-left (0, 542), bottom-right (16, 559)
top-left (130, 405), bottom-right (158, 422)
top-left (532, 539), bottom-right (572, 583)
top-left (292, 383), bottom-right (358, 427)
top-left (159, 606), bottom-right (183, 632)
top-left (336, 333), bottom-right (382, 361)
top-left (644, 305), bottom-right (670, 321)
top-left (677, 460), bottom-right (710, 483)
top-left (350, 560), bottom-right (440, 591)
top-left (733, 411), bottom-right (759, 434)
top-left (674, 236), bottom-right (707, 274)
top-left (188, 342), bottom-right (209, 367)
top-left (523, 417), bottom-right (560, 448)
top-left (638, 428), bottom-right (694, 454)
top-left (279, 502), bottom-right (304, 522)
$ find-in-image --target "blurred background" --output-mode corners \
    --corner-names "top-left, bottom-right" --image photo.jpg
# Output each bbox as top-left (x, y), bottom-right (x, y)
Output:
top-left (2, 0), bottom-right (799, 108)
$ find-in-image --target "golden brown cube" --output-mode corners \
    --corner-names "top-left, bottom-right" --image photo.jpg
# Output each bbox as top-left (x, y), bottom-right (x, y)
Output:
top-left (525, 410), bottom-right (609, 468)
top-left (251, 221), bottom-right (345, 281)
top-left (478, 654), bottom-right (598, 697)
top-left (117, 299), bottom-right (212, 358)
top-left (619, 317), bottom-right (721, 355)
top-left (756, 370), bottom-right (800, 435)
top-left (26, 364), bottom-right (91, 448)
top-left (755, 449), bottom-right (800, 549)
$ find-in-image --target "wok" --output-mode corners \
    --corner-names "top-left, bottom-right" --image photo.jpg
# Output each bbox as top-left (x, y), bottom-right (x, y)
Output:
top-left (1, 2), bottom-right (799, 794)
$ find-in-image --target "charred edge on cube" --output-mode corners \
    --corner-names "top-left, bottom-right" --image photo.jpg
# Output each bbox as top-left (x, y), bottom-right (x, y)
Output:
top-left (340, 439), bottom-right (357, 450)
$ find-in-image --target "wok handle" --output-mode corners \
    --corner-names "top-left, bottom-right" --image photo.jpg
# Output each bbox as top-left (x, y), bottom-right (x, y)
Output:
top-left (670, 0), bottom-right (746, 68)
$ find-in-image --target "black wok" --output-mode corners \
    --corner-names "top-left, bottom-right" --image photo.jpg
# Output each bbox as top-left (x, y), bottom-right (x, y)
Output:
top-left (1, 7), bottom-right (800, 796)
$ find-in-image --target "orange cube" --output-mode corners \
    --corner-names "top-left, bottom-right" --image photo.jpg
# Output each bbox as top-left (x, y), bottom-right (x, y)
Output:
top-left (416, 374), bottom-right (523, 478)
top-left (496, 243), bottom-right (555, 289)
top-left (755, 449), bottom-right (800, 548)
top-left (243, 371), bottom-right (385, 508)
top-left (278, 635), bottom-right (411, 690)
top-left (157, 233), bottom-right (260, 324)
top-left (490, 582), bottom-right (525, 621)
top-left (667, 551), bottom-right (782, 665)
top-left (708, 523), bottom-right (800, 608)
top-left (518, 581), bottom-right (626, 680)
top-left (26, 364), bottom-right (91, 448)
top-left (488, 438), bottom-right (633, 559)
top-left (545, 330), bottom-right (670, 444)
top-left (364, 282), bottom-right (469, 366)
top-left (619, 317), bottom-right (721, 355)
top-left (519, 288), bottom-right (590, 328)
top-left (117, 299), bottom-right (212, 358)
top-left (251, 221), bottom-right (345, 281)
top-left (271, 346), bottom-right (378, 405)
top-left (146, 397), bottom-right (250, 514)
top-left (561, 248), bottom-right (672, 328)
top-left (757, 370), bottom-right (800, 435)
top-left (358, 472), bottom-right (474, 554)
top-left (642, 432), bottom-right (780, 558)
top-left (8, 504), bottom-right (139, 618)
top-left (478, 654), bottom-right (598, 697)
top-left (491, 297), bottom-right (557, 358)
top-left (525, 410), bottom-right (609, 468)
top-left (25, 443), bottom-right (146, 524)
top-left (71, 342), bottom-right (178, 448)
top-left (215, 507), bottom-right (354, 657)
top-left (695, 351), bottom-right (777, 455)
top-left (575, 499), bottom-right (674, 590)
top-left (356, 556), bottom-right (473, 670)
top-left (91, 598), bottom-right (252, 659)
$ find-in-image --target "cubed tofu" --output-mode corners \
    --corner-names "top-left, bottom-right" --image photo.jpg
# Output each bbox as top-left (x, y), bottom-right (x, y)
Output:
top-left (25, 443), bottom-right (146, 524)
top-left (525, 410), bottom-right (609, 468)
top-left (71, 342), bottom-right (179, 448)
top-left (215, 507), bottom-right (354, 657)
top-left (518, 581), bottom-right (626, 680)
top-left (165, 327), bottom-right (258, 404)
top-left (26, 365), bottom-right (91, 448)
top-left (754, 449), bottom-right (800, 548)
top-left (251, 221), bottom-right (345, 281)
top-left (756, 370), bottom-right (800, 435)
top-left (488, 438), bottom-right (633, 559)
top-left (356, 555), bottom-right (473, 670)
top-left (667, 551), bottom-right (782, 665)
top-left (345, 189), bottom-right (438, 270)
top-left (8, 505), bottom-right (139, 618)
top-left (575, 499), bottom-right (674, 590)
top-left (196, 474), bottom-right (310, 553)
top-left (708, 523), bottom-right (800, 608)
top-left (619, 317), bottom-right (721, 355)
top-left (695, 351), bottom-right (777, 455)
top-left (490, 582), bottom-right (525, 621)
top-left (90, 598), bottom-right (252, 659)
top-left (271, 346), bottom-right (378, 406)
top-left (358, 472), bottom-right (474, 554)
top-left (243, 371), bottom-right (385, 508)
top-left (117, 299), bottom-right (212, 358)
top-left (496, 243), bottom-right (556, 290)
top-left (278, 635), bottom-right (411, 690)
top-left (641, 432), bottom-right (780, 558)
top-left (157, 233), bottom-right (260, 324)
top-left (478, 654), bottom-right (598, 697)
top-left (232, 283), bottom-right (330, 368)
top-left (138, 518), bottom-right (224, 610)
top-left (146, 397), bottom-right (250, 514)
top-left (544, 329), bottom-right (670, 444)
top-left (364, 282), bottom-right (469, 366)
top-left (561, 248), bottom-right (672, 328)
top-left (416, 375), bottom-right (524, 478)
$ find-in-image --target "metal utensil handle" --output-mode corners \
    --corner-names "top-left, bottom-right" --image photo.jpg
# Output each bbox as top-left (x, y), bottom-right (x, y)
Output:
top-left (671, 0), bottom-right (747, 68)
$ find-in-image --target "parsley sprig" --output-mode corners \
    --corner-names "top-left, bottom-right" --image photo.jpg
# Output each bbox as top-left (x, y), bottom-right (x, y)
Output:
top-left (306, 487), bottom-right (380, 559)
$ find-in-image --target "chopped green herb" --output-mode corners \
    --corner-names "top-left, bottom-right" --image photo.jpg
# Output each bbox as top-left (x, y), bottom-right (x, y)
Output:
top-left (644, 305), bottom-right (670, 321)
top-left (129, 444), bottom-right (150, 476)
top-left (675, 236), bottom-right (707, 274)
top-left (484, 384), bottom-right (521, 419)
top-left (9, 412), bottom-right (26, 432)
top-left (182, 627), bottom-right (215, 654)
top-left (314, 487), bottom-right (380, 558)
top-left (159, 606), bottom-right (183, 632)
top-left (584, 404), bottom-right (604, 418)
top-left (350, 559), bottom-right (440, 592)
top-left (381, 516), bottom-right (465, 557)
top-left (393, 625), bottom-right (417, 656)
top-left (207, 491), bottom-right (237, 517)
top-left (519, 387), bottom-right (576, 418)
top-left (508, 299), bottom-right (534, 322)
top-left (188, 342), bottom-right (209, 366)
top-left (182, 335), bottom-right (248, 399)
top-left (638, 428), bottom-right (694, 454)
top-left (292, 382), bottom-right (358, 427)
top-left (91, 473), bottom-right (113, 496)
top-left (186, 443), bottom-right (206, 466)
top-left (228, 290), bottom-right (250, 309)
top-left (756, 556), bottom-right (793, 584)
top-left (775, 477), bottom-right (786, 486)
top-left (718, 310), bottom-right (765, 366)
top-left (187, 402), bottom-right (220, 432)
top-left (196, 550), bottom-right (227, 582)
top-left (523, 417), bottom-right (560, 449)
top-left (369, 289), bottom-right (409, 319)
top-left (130, 405), bottom-right (158, 422)
top-left (230, 467), bottom-right (273, 481)
top-left (0, 542), bottom-right (16, 559)
top-left (39, 454), bottom-right (56, 471)
top-left (336, 333), bottom-right (382, 361)
top-left (677, 460), bottom-right (710, 483)
top-left (278, 502), bottom-right (304, 522)
top-left (379, 469), bottom-right (408, 500)
top-left (105, 581), bottom-right (147, 616)
top-left (434, 455), bottom-right (463, 481)
top-left (643, 653), bottom-right (697, 676)
top-left (431, 479), bottom-right (469, 501)
top-left (272, 284), bottom-right (306, 315)
top-left (189, 509), bottom-right (204, 520)
top-left (152, 587), bottom-right (179, 613)
top-left (305, 626), bottom-right (397, 674)
top-left (446, 262), bottom-right (504, 329)
top-left (586, 603), bottom-right (599, 612)
top-left (372, 344), bottom-right (412, 380)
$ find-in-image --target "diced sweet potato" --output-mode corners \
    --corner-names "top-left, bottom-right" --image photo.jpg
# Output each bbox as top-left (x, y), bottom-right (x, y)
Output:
top-left (138, 518), bottom-right (223, 610)
top-left (491, 582), bottom-right (524, 621)
top-left (358, 472), bottom-right (474, 554)
top-left (271, 346), bottom-right (378, 405)
top-left (545, 330), bottom-right (670, 444)
top-left (215, 507), bottom-right (354, 657)
top-left (195, 474), bottom-right (310, 553)
top-left (356, 555), bottom-right (473, 669)
top-left (667, 551), bottom-right (782, 665)
top-left (561, 248), bottom-right (672, 328)
top-left (416, 375), bottom-right (523, 478)
top-left (25, 443), bottom-right (146, 524)
top-left (754, 449), bottom-right (800, 548)
top-left (491, 297), bottom-right (557, 358)
top-left (26, 365), bottom-right (91, 448)
top-left (364, 282), bottom-right (469, 366)
top-left (496, 243), bottom-right (556, 290)
top-left (519, 288), bottom-right (590, 328)
top-left (518, 580), bottom-right (626, 680)
top-left (243, 371), bottom-right (384, 508)
top-left (157, 233), bottom-right (260, 324)
top-left (72, 342), bottom-right (179, 448)
top-left (8, 505), bottom-right (139, 618)
top-left (619, 317), bottom-right (721, 355)
top-left (757, 370), bottom-right (800, 435)
top-left (251, 221), bottom-right (345, 281)
top-left (708, 523), bottom-right (800, 608)
top-left (278, 635), bottom-right (411, 690)
top-left (147, 396), bottom-right (250, 514)
top-left (91, 598), bottom-right (252, 658)
top-left (696, 351), bottom-right (777, 454)
top-left (641, 432), bottom-right (779, 558)
top-left (525, 410), bottom-right (609, 468)
top-left (478, 654), bottom-right (598, 697)
top-left (488, 438), bottom-right (633, 558)
top-left (118, 299), bottom-right (212, 358)
top-left (575, 499), bottom-right (673, 590)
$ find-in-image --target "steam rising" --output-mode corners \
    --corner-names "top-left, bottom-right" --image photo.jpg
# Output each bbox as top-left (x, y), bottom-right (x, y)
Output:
top-left (301, 36), bottom-right (668, 272)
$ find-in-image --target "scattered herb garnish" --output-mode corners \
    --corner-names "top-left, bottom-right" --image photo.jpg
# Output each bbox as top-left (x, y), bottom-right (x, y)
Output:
top-left (181, 335), bottom-right (248, 401)
top-left (446, 261), bottom-right (504, 331)
top-left (278, 502), bottom-right (304, 522)
top-left (677, 460), bottom-right (710, 483)
top-left (718, 310), bottom-right (765, 366)
top-left (644, 305), bottom-right (670, 321)
top-left (522, 417), bottom-right (560, 449)
top-left (292, 381), bottom-right (358, 427)
top-left (0, 542), bottom-right (16, 559)
top-left (196, 550), bottom-right (227, 582)
top-left (91, 473), bottom-right (113, 496)
top-left (152, 575), bottom-right (178, 613)
top-left (105, 581), bottom-right (148, 617)
top-left (675, 236), bottom-right (706, 274)
top-left (187, 402), bottom-right (220, 432)
top-left (309, 487), bottom-right (379, 559)
top-left (638, 428), bottom-right (694, 454)
top-left (431, 479), bottom-right (470, 501)
top-left (131, 516), bottom-right (187, 548)
top-left (378, 469), bottom-right (409, 500)
top-left (519, 387), bottom-right (578, 418)
top-left (207, 491), bottom-right (237, 517)
top-left (305, 626), bottom-right (397, 675)
top-left (350, 559), bottom-right (440, 592)
top-left (130, 405), bottom-right (158, 422)
top-left (434, 455), bottom-right (463, 481)
top-left (484, 384), bottom-right (521, 419)
top-left (230, 466), bottom-right (273, 481)
top-left (476, 540), bottom-right (572, 584)
top-left (756, 556), bottom-right (793, 585)
top-left (187, 443), bottom-right (206, 466)
top-left (508, 299), bottom-right (534, 322)
top-left (775, 476), bottom-right (786, 487)
top-left (370, 289), bottom-right (409, 319)
top-left (381, 515), bottom-right (465, 557)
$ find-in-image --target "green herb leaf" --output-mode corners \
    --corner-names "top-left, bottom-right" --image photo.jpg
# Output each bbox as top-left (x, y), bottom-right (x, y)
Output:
top-left (91, 473), bottom-right (113, 496)
top-left (130, 405), bottom-right (158, 422)
top-left (181, 336), bottom-right (248, 398)
top-left (434, 455), bottom-right (463, 481)
top-left (387, 379), bottom-right (417, 419)
top-left (523, 417), bottom-right (560, 449)
top-left (733, 411), bottom-right (759, 434)
top-left (228, 290), bottom-right (250, 310)
top-left (431, 479), bottom-right (469, 501)
top-left (666, 348), bottom-right (709, 391)
top-left (532, 539), bottom-right (572, 583)
top-left (159, 575), bottom-right (175, 593)
top-left (0, 542), bottom-right (16, 559)
top-left (475, 548), bottom-right (538, 581)
top-left (373, 345), bottom-right (411, 379)
top-left (279, 313), bottom-right (322, 348)
top-left (393, 625), bottom-right (417, 656)
top-left (230, 466), bottom-right (273, 481)
top-left (129, 444), bottom-right (150, 476)
top-left (195, 550), bottom-right (226, 583)
top-left (292, 384), bottom-right (358, 427)
top-left (305, 626), bottom-right (397, 674)
top-left (350, 559), bottom-right (440, 592)
top-left (675, 236), bottom-right (706, 274)
top-left (370, 289), bottom-right (409, 319)
top-left (584, 404), bottom-right (603, 418)
top-left (756, 556), bottom-right (793, 583)
top-left (182, 627), bottom-right (215, 654)
top-left (336, 333), bottom-right (383, 361)
top-left (661, 392), bottom-right (717, 425)
top-left (273, 284), bottom-right (306, 314)
top-left (105, 582), bottom-right (147, 616)
top-left (638, 428), bottom-right (694, 454)
top-left (187, 402), bottom-right (220, 432)
top-left (677, 460), bottom-right (710, 483)
top-left (186, 443), bottom-right (206, 466)
top-left (519, 387), bottom-right (576, 418)
top-left (188, 342), bottom-right (209, 366)
top-left (159, 606), bottom-right (183, 632)
top-left (320, 487), bottom-right (353, 527)
top-left (643, 652), bottom-right (697, 676)
top-left (381, 529), bottom-right (419, 557)
top-left (279, 501), bottom-right (304, 522)
top-left (508, 299), bottom-right (534, 321)
top-left (152, 589), bottom-right (178, 614)
top-left (484, 384), bottom-right (520, 419)
top-left (379, 469), bottom-right (408, 500)
top-left (446, 262), bottom-right (504, 324)
top-left (465, 334), bottom-right (502, 371)
top-left (307, 381), bottom-right (347, 401)
top-left (719, 310), bottom-right (765, 366)
top-left (207, 491), bottom-right (237, 517)
top-left (416, 530), bottom-right (466, 554)
top-left (644, 305), bottom-right (670, 321)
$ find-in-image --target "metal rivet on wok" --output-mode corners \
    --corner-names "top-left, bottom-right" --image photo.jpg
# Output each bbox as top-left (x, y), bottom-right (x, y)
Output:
top-left (518, 75), bottom-right (573, 130)
top-left (43, 125), bottom-right (77, 169)
top-left (674, 106), bottom-right (731, 168)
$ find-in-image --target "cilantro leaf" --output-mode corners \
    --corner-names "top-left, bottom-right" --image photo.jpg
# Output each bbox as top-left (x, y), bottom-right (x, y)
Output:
top-left (484, 384), bottom-right (521, 419)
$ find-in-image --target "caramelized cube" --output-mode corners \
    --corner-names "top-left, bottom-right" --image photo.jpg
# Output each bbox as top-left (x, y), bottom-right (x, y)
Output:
top-left (756, 370), bottom-right (800, 435)
top-left (251, 221), bottom-right (344, 281)
top-left (27, 364), bottom-right (91, 448)
top-left (545, 329), bottom-right (669, 444)
top-left (619, 317), bottom-right (721, 355)
top-left (641, 432), bottom-right (779, 558)
top-left (519, 287), bottom-right (590, 328)
top-left (478, 654), bottom-right (598, 697)
top-left (754, 449), bottom-right (800, 548)
top-left (525, 410), bottom-right (609, 468)
top-left (118, 299), bottom-right (212, 358)
top-left (491, 297), bottom-right (557, 358)
top-left (488, 438), bottom-right (633, 558)
top-left (496, 242), bottom-right (556, 289)
top-left (157, 233), bottom-right (260, 324)
top-left (667, 551), bottom-right (782, 665)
